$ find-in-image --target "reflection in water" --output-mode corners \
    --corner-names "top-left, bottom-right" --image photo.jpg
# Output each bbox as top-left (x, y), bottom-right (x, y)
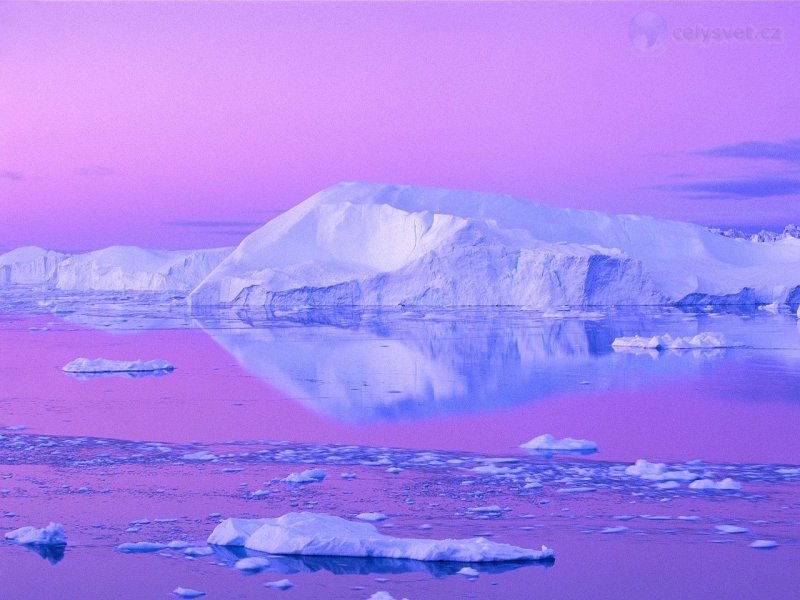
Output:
top-left (210, 545), bottom-right (552, 577)
top-left (196, 309), bottom-right (788, 423)
top-left (10, 542), bottom-right (66, 565)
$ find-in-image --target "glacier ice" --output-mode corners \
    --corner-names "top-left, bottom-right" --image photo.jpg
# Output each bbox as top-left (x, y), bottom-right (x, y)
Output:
top-left (62, 358), bottom-right (174, 374)
top-left (207, 512), bottom-right (555, 562)
top-left (4, 522), bottom-right (66, 546)
top-left (519, 434), bottom-right (598, 454)
top-left (189, 182), bottom-right (800, 308)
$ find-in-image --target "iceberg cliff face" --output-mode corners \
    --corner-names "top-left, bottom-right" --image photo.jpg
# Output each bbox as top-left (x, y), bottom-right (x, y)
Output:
top-left (0, 246), bottom-right (232, 292)
top-left (190, 182), bottom-right (800, 308)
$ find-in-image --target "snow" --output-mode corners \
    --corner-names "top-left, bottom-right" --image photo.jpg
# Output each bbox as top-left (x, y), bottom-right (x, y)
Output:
top-left (0, 245), bottom-right (231, 292)
top-left (208, 512), bottom-right (554, 562)
top-left (62, 358), bottom-right (174, 374)
top-left (749, 540), bottom-right (778, 549)
top-left (172, 588), bottom-right (206, 599)
top-left (189, 182), bottom-right (800, 308)
top-left (520, 434), bottom-right (598, 454)
top-left (5, 522), bottom-right (66, 546)
top-left (281, 469), bottom-right (326, 484)
top-left (612, 332), bottom-right (731, 351)
top-left (689, 478), bottom-right (742, 491)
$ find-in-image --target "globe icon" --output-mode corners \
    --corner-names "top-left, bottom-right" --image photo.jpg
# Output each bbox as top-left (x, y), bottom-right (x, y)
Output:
top-left (629, 12), bottom-right (668, 56)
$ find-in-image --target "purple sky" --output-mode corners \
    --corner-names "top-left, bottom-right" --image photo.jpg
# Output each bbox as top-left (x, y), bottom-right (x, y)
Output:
top-left (1, 1), bottom-right (799, 252)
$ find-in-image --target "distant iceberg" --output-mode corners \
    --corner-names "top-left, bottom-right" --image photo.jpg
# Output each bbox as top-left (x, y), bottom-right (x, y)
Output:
top-left (208, 512), bottom-right (554, 562)
top-left (519, 434), bottom-right (598, 455)
top-left (62, 358), bottom-right (174, 375)
top-left (612, 332), bottom-right (732, 351)
top-left (5, 522), bottom-right (66, 546)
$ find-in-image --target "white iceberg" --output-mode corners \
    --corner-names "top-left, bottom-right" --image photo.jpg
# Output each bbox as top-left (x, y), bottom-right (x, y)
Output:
top-left (281, 469), bottom-right (326, 484)
top-left (623, 459), bottom-right (699, 482)
top-left (5, 522), bottom-right (66, 546)
top-left (62, 358), bottom-right (174, 374)
top-left (689, 478), bottom-right (742, 491)
top-left (612, 332), bottom-right (731, 351)
top-left (520, 434), bottom-right (597, 454)
top-left (749, 540), bottom-right (778, 549)
top-left (189, 182), bottom-right (800, 308)
top-left (207, 512), bottom-right (554, 562)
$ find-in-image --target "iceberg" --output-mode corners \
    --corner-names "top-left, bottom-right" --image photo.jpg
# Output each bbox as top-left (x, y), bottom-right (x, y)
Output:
top-left (62, 358), bottom-right (174, 374)
top-left (172, 589), bottom-right (205, 599)
top-left (611, 332), bottom-right (731, 351)
top-left (519, 434), bottom-right (598, 455)
top-left (190, 182), bottom-right (800, 308)
top-left (208, 512), bottom-right (555, 563)
top-left (281, 469), bottom-right (326, 484)
top-left (4, 522), bottom-right (66, 546)
top-left (689, 478), bottom-right (742, 491)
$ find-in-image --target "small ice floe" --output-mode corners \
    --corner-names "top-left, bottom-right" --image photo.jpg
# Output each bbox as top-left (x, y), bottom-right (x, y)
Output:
top-left (184, 546), bottom-right (214, 556)
top-left (749, 540), bottom-right (778, 549)
top-left (172, 588), bottom-right (205, 599)
top-left (599, 526), bottom-right (629, 534)
top-left (340, 472), bottom-right (357, 480)
top-left (167, 540), bottom-right (191, 549)
top-left (117, 541), bottom-right (166, 553)
top-left (264, 579), bottom-right (294, 590)
top-left (5, 522), bottom-right (66, 546)
top-left (62, 358), bottom-right (174, 377)
top-left (356, 512), bottom-right (389, 522)
top-left (623, 460), bottom-right (699, 482)
top-left (457, 566), bottom-right (480, 578)
top-left (556, 487), bottom-right (596, 494)
top-left (368, 593), bottom-right (407, 600)
top-left (715, 525), bottom-right (748, 534)
top-left (181, 451), bottom-right (217, 462)
top-left (611, 332), bottom-right (732, 352)
top-left (520, 434), bottom-right (598, 455)
top-left (234, 556), bottom-right (270, 571)
top-left (281, 469), bottom-right (326, 484)
top-left (208, 512), bottom-right (554, 562)
top-left (689, 478), bottom-right (742, 491)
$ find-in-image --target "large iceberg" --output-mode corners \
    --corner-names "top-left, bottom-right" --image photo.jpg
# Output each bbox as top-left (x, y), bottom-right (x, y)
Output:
top-left (190, 182), bottom-right (800, 308)
top-left (0, 245), bottom-right (231, 292)
top-left (208, 512), bottom-right (554, 562)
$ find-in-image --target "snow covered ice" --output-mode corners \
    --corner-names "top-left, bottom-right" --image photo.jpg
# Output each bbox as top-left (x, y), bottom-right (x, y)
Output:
top-left (5, 522), bottom-right (66, 546)
top-left (63, 357), bottom-right (174, 374)
top-left (207, 512), bottom-right (555, 562)
top-left (520, 434), bottom-right (598, 454)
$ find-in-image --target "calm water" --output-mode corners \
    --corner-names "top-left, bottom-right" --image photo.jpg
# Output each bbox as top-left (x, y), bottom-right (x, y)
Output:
top-left (1, 299), bottom-right (798, 598)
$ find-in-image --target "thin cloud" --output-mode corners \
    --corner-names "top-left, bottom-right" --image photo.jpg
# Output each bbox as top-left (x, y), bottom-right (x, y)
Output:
top-left (696, 138), bottom-right (800, 162)
top-left (653, 176), bottom-right (800, 200)
top-left (0, 170), bottom-right (23, 181)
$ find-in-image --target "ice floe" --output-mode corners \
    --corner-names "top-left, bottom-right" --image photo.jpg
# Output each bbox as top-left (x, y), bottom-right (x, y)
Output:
top-left (749, 540), bottom-right (778, 549)
top-left (623, 460), bottom-right (700, 482)
top-left (612, 332), bottom-right (732, 352)
top-left (208, 512), bottom-right (554, 562)
top-left (117, 541), bottom-right (166, 553)
top-left (5, 522), bottom-right (66, 546)
top-left (689, 478), bottom-right (742, 491)
top-left (519, 434), bottom-right (598, 455)
top-left (264, 579), bottom-right (294, 590)
top-left (281, 469), bottom-right (326, 484)
top-left (715, 525), bottom-right (748, 534)
top-left (235, 556), bottom-right (270, 571)
top-left (62, 358), bottom-right (174, 378)
top-left (356, 512), bottom-right (389, 522)
top-left (172, 588), bottom-right (206, 598)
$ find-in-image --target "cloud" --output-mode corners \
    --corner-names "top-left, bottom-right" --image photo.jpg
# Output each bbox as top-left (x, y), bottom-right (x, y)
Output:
top-left (696, 138), bottom-right (800, 162)
top-left (75, 165), bottom-right (116, 177)
top-left (654, 176), bottom-right (800, 200)
top-left (0, 170), bottom-right (23, 181)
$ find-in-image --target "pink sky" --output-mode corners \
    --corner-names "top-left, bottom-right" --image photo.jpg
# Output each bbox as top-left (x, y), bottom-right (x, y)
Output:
top-left (1, 1), bottom-right (799, 251)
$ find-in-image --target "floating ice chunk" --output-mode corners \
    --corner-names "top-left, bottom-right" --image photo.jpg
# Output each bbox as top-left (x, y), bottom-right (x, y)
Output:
top-left (749, 540), bottom-right (778, 549)
top-left (184, 546), bottom-right (214, 556)
top-left (600, 526), bottom-right (628, 534)
top-left (715, 525), bottom-right (748, 534)
top-left (655, 481), bottom-right (681, 490)
top-left (281, 469), bottom-right (326, 484)
top-left (63, 358), bottom-right (174, 374)
top-left (181, 451), bottom-right (217, 462)
top-left (5, 523), bottom-right (66, 546)
top-left (167, 540), bottom-right (191, 549)
top-left (208, 512), bottom-right (554, 562)
top-left (612, 332), bottom-right (731, 351)
top-left (356, 512), bottom-right (389, 522)
top-left (466, 506), bottom-right (505, 514)
top-left (624, 460), bottom-right (699, 482)
top-left (341, 472), bottom-right (357, 480)
top-left (367, 593), bottom-right (407, 600)
top-left (235, 556), bottom-right (270, 571)
top-left (458, 566), bottom-right (480, 577)
top-left (172, 588), bottom-right (205, 598)
top-left (689, 478), bottom-right (742, 491)
top-left (556, 487), bottom-right (596, 493)
top-left (264, 579), bottom-right (294, 590)
top-left (520, 434), bottom-right (598, 455)
top-left (117, 541), bottom-right (166, 553)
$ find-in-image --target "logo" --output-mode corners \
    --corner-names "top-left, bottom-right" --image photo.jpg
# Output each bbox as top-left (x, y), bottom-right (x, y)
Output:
top-left (629, 12), bottom-right (668, 56)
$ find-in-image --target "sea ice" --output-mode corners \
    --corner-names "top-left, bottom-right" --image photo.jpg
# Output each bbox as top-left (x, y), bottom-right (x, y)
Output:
top-left (234, 556), bottom-right (270, 571)
top-left (612, 332), bottom-right (730, 351)
top-left (519, 434), bottom-right (598, 455)
top-left (117, 541), bottom-right (166, 553)
top-left (689, 478), bottom-right (742, 491)
top-left (715, 525), bottom-right (748, 534)
top-left (181, 451), bottom-right (217, 462)
top-left (281, 469), bottom-right (326, 484)
top-left (356, 512), bottom-right (389, 522)
top-left (457, 566), bottom-right (480, 577)
top-left (62, 358), bottom-right (174, 374)
top-left (172, 588), bottom-right (206, 598)
top-left (5, 522), bottom-right (66, 546)
top-left (749, 540), bottom-right (778, 549)
top-left (623, 460), bottom-right (699, 482)
top-left (208, 512), bottom-right (554, 562)
top-left (264, 579), bottom-right (294, 590)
